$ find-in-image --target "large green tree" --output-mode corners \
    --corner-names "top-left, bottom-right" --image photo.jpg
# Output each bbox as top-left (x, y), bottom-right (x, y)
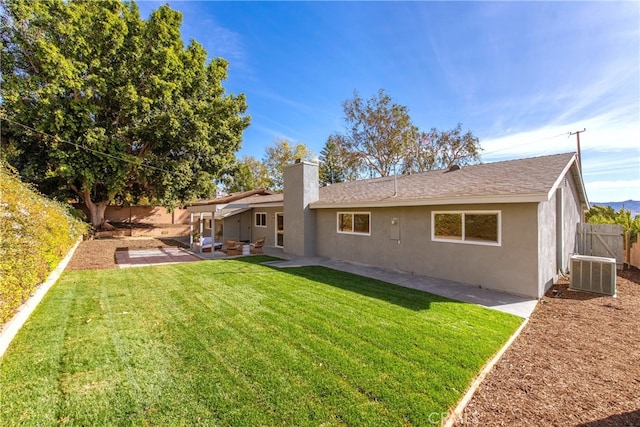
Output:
top-left (1, 0), bottom-right (249, 228)
top-left (263, 138), bottom-right (312, 191)
top-left (402, 123), bottom-right (482, 174)
top-left (221, 155), bottom-right (272, 193)
top-left (341, 89), bottom-right (418, 177)
top-left (337, 89), bottom-right (481, 178)
top-left (318, 134), bottom-right (358, 185)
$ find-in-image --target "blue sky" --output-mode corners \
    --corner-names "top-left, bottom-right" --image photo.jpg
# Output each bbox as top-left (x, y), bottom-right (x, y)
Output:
top-left (138, 1), bottom-right (639, 202)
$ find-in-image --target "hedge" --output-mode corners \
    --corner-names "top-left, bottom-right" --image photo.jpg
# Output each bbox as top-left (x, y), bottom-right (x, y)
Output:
top-left (0, 163), bottom-right (88, 324)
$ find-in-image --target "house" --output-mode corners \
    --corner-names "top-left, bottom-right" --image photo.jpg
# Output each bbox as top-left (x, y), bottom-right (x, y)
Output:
top-left (195, 152), bottom-right (588, 299)
top-left (186, 189), bottom-right (284, 249)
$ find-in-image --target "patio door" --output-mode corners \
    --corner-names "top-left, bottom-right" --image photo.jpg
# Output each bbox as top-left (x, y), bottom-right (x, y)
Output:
top-left (275, 212), bottom-right (284, 247)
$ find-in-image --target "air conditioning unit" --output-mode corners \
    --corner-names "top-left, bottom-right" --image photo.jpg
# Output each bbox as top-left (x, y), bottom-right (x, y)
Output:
top-left (570, 255), bottom-right (616, 296)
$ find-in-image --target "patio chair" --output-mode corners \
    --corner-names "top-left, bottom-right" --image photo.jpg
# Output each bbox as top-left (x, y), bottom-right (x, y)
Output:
top-left (200, 236), bottom-right (210, 253)
top-left (251, 237), bottom-right (266, 254)
top-left (225, 240), bottom-right (242, 256)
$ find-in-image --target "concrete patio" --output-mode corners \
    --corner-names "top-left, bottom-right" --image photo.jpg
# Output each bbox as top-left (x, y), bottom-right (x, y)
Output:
top-left (116, 241), bottom-right (538, 318)
top-left (115, 246), bottom-right (200, 268)
top-left (186, 245), bottom-right (538, 318)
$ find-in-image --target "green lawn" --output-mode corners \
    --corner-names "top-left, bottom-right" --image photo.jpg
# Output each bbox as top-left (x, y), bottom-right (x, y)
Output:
top-left (0, 256), bottom-right (521, 426)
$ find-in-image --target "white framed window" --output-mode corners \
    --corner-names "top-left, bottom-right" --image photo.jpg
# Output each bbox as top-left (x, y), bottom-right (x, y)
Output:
top-left (337, 212), bottom-right (370, 235)
top-left (255, 212), bottom-right (267, 227)
top-left (431, 211), bottom-right (501, 246)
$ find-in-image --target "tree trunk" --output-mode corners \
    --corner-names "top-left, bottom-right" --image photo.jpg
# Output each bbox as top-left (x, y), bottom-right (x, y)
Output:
top-left (83, 193), bottom-right (109, 229)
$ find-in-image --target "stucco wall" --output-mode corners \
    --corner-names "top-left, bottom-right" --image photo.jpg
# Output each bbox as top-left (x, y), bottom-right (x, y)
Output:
top-left (222, 210), bottom-right (252, 242)
top-left (76, 204), bottom-right (190, 225)
top-left (537, 172), bottom-right (585, 297)
top-left (250, 207), bottom-right (281, 247)
top-left (314, 203), bottom-right (541, 298)
top-left (283, 162), bottom-right (318, 256)
top-left (222, 217), bottom-right (238, 241)
top-left (223, 208), bottom-right (282, 246)
top-left (562, 173), bottom-right (584, 263)
top-left (537, 193), bottom-right (557, 297)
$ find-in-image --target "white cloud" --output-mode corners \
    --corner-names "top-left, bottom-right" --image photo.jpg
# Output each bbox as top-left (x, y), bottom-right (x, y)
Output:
top-left (584, 179), bottom-right (640, 202)
top-left (481, 109), bottom-right (640, 161)
top-left (481, 108), bottom-right (640, 203)
top-left (199, 21), bottom-right (245, 65)
top-left (582, 157), bottom-right (640, 178)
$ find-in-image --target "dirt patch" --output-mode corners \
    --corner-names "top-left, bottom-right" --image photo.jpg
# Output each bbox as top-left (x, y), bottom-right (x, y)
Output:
top-left (65, 237), bottom-right (188, 271)
top-left (456, 268), bottom-right (640, 426)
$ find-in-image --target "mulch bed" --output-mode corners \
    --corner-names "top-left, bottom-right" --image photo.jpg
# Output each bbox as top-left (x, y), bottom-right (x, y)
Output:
top-left (65, 239), bottom-right (640, 425)
top-left (65, 237), bottom-right (187, 271)
top-left (456, 268), bottom-right (640, 426)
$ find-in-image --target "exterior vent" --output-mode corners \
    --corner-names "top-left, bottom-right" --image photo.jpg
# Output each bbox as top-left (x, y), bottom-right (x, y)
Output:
top-left (447, 164), bottom-right (461, 172)
top-left (570, 255), bottom-right (616, 296)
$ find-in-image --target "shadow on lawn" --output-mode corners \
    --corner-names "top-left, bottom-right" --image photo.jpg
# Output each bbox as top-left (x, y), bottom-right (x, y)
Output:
top-left (232, 256), bottom-right (458, 312)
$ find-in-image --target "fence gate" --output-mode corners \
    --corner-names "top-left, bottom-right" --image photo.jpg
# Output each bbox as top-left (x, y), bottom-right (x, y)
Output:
top-left (576, 223), bottom-right (624, 270)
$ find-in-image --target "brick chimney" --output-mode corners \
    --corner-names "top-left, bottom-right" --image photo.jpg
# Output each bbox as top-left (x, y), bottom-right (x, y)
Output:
top-left (283, 160), bottom-right (319, 257)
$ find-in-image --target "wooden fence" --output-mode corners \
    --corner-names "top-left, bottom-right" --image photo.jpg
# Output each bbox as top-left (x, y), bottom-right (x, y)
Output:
top-left (629, 233), bottom-right (640, 269)
top-left (576, 223), bottom-right (624, 270)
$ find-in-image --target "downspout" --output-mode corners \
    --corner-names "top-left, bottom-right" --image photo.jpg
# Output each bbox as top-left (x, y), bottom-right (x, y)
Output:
top-left (556, 186), bottom-right (565, 274)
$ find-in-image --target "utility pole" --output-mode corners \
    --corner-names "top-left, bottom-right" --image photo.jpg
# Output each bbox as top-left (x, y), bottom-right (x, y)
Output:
top-left (569, 128), bottom-right (586, 172)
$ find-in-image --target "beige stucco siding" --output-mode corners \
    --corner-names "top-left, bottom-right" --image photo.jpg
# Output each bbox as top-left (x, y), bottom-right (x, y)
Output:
top-left (537, 172), bottom-right (585, 297)
top-left (250, 207), bottom-right (281, 247)
top-left (222, 210), bottom-right (252, 242)
top-left (223, 207), bottom-right (282, 246)
top-left (562, 173), bottom-right (584, 263)
top-left (537, 194), bottom-right (557, 297)
top-left (283, 162), bottom-right (318, 257)
top-left (315, 203), bottom-right (541, 298)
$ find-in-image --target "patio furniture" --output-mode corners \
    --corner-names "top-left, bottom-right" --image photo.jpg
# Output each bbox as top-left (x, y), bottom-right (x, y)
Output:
top-left (251, 237), bottom-right (266, 254)
top-left (225, 240), bottom-right (242, 256)
top-left (201, 237), bottom-right (222, 253)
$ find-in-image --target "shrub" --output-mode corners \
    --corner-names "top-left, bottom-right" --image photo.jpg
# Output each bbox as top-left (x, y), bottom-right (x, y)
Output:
top-left (586, 205), bottom-right (640, 245)
top-left (0, 163), bottom-right (88, 324)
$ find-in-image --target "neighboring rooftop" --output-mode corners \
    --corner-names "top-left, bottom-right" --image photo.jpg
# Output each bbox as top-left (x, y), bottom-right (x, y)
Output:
top-left (186, 189), bottom-right (284, 216)
top-left (188, 189), bottom-right (277, 207)
top-left (312, 152), bottom-right (587, 208)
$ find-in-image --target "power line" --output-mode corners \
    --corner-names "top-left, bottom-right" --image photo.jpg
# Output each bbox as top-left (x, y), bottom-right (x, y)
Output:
top-left (481, 131), bottom-right (571, 157)
top-left (0, 115), bottom-right (172, 174)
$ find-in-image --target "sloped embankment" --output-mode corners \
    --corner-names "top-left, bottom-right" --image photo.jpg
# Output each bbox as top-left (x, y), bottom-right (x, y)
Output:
top-left (0, 164), bottom-right (88, 324)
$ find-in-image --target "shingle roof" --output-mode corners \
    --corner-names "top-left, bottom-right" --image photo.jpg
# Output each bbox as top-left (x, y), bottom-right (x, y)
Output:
top-left (189, 189), bottom-right (275, 206)
top-left (243, 193), bottom-right (284, 205)
top-left (216, 193), bottom-right (283, 218)
top-left (187, 189), bottom-right (283, 214)
top-left (312, 152), bottom-right (586, 208)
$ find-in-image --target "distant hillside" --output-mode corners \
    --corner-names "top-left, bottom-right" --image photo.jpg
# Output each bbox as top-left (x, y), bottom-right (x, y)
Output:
top-left (591, 200), bottom-right (640, 217)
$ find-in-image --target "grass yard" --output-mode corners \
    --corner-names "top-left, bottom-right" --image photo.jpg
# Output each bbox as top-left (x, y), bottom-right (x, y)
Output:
top-left (0, 256), bottom-right (521, 426)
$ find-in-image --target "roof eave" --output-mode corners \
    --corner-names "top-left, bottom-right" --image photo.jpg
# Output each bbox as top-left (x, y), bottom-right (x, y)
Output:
top-left (248, 202), bottom-right (284, 208)
top-left (220, 207), bottom-right (251, 218)
top-left (546, 153), bottom-right (589, 210)
top-left (310, 193), bottom-right (549, 209)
